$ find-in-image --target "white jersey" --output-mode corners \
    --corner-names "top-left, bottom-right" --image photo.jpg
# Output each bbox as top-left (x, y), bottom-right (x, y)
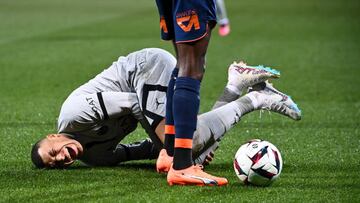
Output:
top-left (57, 48), bottom-right (176, 144)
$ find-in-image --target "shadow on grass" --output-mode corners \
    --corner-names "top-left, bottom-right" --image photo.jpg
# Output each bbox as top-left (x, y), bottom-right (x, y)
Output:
top-left (64, 162), bottom-right (156, 171)
top-left (56, 161), bottom-right (232, 171)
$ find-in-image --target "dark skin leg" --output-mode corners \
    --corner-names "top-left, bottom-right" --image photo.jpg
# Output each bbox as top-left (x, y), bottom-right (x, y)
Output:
top-left (171, 21), bottom-right (216, 79)
top-left (175, 31), bottom-right (212, 80)
top-left (171, 23), bottom-right (215, 169)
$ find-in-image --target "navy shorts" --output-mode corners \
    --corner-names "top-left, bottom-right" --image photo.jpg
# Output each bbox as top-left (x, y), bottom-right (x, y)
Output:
top-left (155, 0), bottom-right (216, 43)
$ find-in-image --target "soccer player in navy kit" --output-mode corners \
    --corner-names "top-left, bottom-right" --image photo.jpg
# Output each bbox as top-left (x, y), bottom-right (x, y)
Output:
top-left (155, 0), bottom-right (229, 186)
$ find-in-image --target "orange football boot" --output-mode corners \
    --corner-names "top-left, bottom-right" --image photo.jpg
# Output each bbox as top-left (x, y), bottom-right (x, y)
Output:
top-left (167, 164), bottom-right (228, 186)
top-left (156, 149), bottom-right (173, 173)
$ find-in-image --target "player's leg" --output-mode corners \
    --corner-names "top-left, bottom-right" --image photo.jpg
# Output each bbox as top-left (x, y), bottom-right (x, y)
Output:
top-left (216, 0), bottom-right (230, 36)
top-left (157, 32), bottom-right (215, 174)
top-left (192, 81), bottom-right (302, 164)
top-left (154, 0), bottom-right (215, 176)
top-left (171, 0), bottom-right (217, 170)
top-left (194, 62), bottom-right (280, 164)
top-left (165, 0), bottom-right (229, 186)
top-left (154, 0), bottom-right (179, 172)
top-left (216, 0), bottom-right (229, 25)
top-left (156, 66), bottom-right (178, 171)
top-left (172, 33), bottom-right (212, 170)
top-left (163, 66), bottom-right (178, 156)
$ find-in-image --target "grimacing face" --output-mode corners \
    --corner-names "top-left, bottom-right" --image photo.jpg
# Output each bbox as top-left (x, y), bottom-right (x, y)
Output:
top-left (38, 134), bottom-right (83, 168)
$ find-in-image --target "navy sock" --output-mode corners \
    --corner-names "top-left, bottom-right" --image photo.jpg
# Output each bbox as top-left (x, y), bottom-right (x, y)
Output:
top-left (172, 77), bottom-right (201, 170)
top-left (164, 68), bottom-right (178, 156)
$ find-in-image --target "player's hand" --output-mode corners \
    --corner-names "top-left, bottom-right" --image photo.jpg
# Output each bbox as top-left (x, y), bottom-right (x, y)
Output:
top-left (131, 102), bottom-right (144, 120)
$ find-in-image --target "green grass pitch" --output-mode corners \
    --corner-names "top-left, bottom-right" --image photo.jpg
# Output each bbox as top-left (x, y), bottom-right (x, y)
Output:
top-left (0, 0), bottom-right (359, 202)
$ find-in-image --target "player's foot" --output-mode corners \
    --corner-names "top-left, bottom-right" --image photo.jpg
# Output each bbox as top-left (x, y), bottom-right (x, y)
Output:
top-left (247, 81), bottom-right (302, 120)
top-left (219, 24), bottom-right (231, 36)
top-left (167, 164), bottom-right (228, 186)
top-left (227, 61), bottom-right (281, 93)
top-left (156, 149), bottom-right (173, 173)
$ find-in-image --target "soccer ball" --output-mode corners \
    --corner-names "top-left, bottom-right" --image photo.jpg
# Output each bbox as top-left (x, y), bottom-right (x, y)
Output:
top-left (233, 139), bottom-right (283, 186)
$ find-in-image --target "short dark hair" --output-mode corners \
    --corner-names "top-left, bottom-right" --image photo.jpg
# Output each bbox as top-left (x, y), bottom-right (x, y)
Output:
top-left (31, 139), bottom-right (46, 169)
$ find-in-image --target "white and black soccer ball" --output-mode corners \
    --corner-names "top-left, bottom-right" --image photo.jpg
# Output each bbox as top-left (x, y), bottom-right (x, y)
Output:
top-left (233, 139), bottom-right (283, 186)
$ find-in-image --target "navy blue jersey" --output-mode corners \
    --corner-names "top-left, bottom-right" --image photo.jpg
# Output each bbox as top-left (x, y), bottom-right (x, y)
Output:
top-left (156, 0), bottom-right (216, 43)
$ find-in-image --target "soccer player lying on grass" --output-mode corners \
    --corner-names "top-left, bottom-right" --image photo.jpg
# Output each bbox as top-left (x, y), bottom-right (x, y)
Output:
top-left (31, 48), bottom-right (301, 171)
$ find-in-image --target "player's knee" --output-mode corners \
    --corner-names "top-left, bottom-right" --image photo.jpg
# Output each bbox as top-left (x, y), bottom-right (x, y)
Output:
top-left (177, 49), bottom-right (206, 80)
